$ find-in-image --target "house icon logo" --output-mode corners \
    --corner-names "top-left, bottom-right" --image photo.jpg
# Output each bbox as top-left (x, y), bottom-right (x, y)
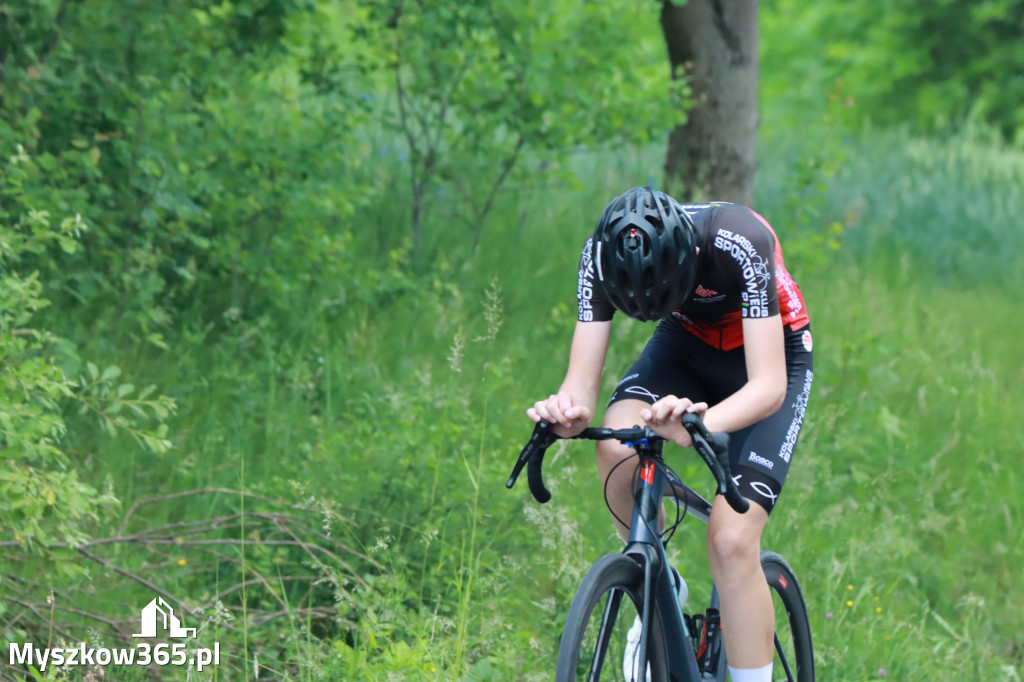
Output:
top-left (132, 597), bottom-right (197, 639)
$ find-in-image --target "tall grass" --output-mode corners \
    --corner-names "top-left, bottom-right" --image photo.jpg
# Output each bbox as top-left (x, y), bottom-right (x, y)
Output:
top-left (24, 127), bottom-right (1023, 681)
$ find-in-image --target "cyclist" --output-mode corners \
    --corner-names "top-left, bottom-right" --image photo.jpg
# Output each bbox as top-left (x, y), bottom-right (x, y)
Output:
top-left (527, 186), bottom-right (813, 682)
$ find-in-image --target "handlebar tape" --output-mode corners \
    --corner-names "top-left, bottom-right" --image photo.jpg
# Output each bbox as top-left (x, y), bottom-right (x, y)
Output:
top-left (527, 449), bottom-right (552, 504)
top-left (506, 420), bottom-right (556, 503)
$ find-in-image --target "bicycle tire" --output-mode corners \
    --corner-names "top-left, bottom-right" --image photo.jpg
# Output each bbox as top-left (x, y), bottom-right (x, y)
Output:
top-left (761, 550), bottom-right (815, 682)
top-left (556, 553), bottom-right (670, 682)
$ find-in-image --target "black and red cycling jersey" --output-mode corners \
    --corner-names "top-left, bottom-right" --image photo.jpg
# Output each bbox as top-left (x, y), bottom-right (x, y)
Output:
top-left (577, 202), bottom-right (810, 351)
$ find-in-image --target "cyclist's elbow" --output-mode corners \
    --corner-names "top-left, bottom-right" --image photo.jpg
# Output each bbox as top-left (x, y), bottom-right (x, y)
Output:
top-left (761, 378), bottom-right (787, 417)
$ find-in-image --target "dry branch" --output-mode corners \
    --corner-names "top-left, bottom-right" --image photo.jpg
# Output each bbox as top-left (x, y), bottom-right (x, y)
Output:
top-left (1, 488), bottom-right (375, 680)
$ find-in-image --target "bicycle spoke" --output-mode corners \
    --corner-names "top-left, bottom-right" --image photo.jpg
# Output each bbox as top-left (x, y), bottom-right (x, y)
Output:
top-left (774, 632), bottom-right (796, 682)
top-left (588, 588), bottom-right (624, 681)
top-left (557, 554), bottom-right (668, 682)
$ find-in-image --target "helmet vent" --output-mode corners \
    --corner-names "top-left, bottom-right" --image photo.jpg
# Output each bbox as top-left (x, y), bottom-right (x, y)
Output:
top-left (589, 186), bottom-right (698, 321)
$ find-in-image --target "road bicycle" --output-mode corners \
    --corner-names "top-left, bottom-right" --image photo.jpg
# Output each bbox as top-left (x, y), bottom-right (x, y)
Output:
top-left (507, 413), bottom-right (814, 682)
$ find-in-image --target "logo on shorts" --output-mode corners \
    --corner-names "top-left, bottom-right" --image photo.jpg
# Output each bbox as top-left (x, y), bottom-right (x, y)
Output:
top-left (731, 473), bottom-right (779, 508)
top-left (750, 481), bottom-right (778, 506)
top-left (747, 452), bottom-right (774, 470)
top-left (801, 329), bottom-right (813, 352)
top-left (624, 386), bottom-right (660, 402)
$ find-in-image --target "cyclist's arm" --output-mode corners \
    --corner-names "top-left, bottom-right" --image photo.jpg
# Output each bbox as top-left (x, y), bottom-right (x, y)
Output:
top-left (643, 316), bottom-right (787, 445)
top-left (528, 319), bottom-right (611, 435)
top-left (702, 314), bottom-right (788, 434)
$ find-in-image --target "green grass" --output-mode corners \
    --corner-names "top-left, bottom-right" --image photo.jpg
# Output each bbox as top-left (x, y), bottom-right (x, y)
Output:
top-left (10, 127), bottom-right (1024, 681)
top-left (769, 265), bottom-right (1024, 681)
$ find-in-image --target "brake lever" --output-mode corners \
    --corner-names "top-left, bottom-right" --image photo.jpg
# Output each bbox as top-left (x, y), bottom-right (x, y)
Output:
top-left (680, 413), bottom-right (749, 514)
top-left (506, 420), bottom-right (559, 503)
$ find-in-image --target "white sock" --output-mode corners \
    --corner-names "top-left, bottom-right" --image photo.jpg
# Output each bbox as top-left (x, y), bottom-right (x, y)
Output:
top-left (727, 663), bottom-right (773, 682)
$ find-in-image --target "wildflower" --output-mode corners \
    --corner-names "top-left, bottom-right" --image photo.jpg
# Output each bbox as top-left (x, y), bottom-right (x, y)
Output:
top-left (177, 558), bottom-right (187, 566)
top-left (877, 668), bottom-right (887, 677)
top-left (448, 328), bottom-right (465, 373)
top-left (846, 600), bottom-right (853, 607)
top-left (825, 612), bottom-right (834, 620)
top-left (846, 584), bottom-right (854, 590)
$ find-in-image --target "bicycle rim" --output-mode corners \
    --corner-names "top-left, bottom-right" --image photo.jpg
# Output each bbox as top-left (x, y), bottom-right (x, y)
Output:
top-left (761, 550), bottom-right (815, 682)
top-left (556, 554), bottom-right (670, 682)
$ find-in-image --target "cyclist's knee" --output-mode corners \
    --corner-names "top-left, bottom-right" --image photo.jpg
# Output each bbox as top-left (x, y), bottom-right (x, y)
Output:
top-left (707, 524), bottom-right (755, 567)
top-left (595, 400), bottom-right (647, 470)
top-left (706, 505), bottom-right (767, 569)
top-left (595, 440), bottom-right (636, 491)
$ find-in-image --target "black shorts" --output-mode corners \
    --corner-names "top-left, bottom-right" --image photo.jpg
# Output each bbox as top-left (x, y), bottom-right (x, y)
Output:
top-left (608, 319), bottom-right (814, 514)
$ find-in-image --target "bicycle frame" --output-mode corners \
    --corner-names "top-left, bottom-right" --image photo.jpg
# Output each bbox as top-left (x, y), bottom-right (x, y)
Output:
top-left (612, 440), bottom-right (722, 682)
top-left (507, 416), bottom-right (746, 682)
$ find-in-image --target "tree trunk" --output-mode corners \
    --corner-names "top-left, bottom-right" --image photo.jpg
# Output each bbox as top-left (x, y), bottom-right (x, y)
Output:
top-left (660, 0), bottom-right (759, 205)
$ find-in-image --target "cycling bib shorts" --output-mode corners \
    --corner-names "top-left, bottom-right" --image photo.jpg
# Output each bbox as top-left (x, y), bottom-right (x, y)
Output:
top-left (608, 320), bottom-right (814, 514)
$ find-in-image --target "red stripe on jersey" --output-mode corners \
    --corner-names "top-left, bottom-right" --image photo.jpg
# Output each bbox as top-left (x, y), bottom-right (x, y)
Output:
top-left (749, 209), bottom-right (810, 333)
top-left (677, 310), bottom-right (745, 351)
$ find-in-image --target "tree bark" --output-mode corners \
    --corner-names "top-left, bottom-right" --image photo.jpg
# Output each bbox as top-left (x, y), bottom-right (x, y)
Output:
top-left (660, 0), bottom-right (759, 205)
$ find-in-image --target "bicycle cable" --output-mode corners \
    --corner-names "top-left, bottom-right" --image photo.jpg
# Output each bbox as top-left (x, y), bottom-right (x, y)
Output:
top-left (602, 452), bottom-right (640, 533)
top-left (602, 453), bottom-right (690, 546)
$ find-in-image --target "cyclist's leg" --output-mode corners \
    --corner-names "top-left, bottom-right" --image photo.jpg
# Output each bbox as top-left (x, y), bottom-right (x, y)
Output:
top-left (596, 398), bottom-right (654, 541)
top-left (707, 327), bottom-right (814, 675)
top-left (707, 496), bottom-right (774, 669)
top-left (599, 321), bottom-right (708, 541)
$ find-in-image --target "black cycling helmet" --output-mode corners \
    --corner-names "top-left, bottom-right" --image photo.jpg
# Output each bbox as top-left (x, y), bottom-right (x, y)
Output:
top-left (590, 186), bottom-right (698, 321)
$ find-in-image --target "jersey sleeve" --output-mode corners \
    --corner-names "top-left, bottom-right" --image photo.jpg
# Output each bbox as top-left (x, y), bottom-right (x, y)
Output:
top-left (577, 237), bottom-right (616, 322)
top-left (710, 207), bottom-right (780, 320)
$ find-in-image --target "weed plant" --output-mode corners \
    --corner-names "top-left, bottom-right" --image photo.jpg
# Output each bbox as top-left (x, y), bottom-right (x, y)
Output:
top-left (5, 128), bottom-right (1022, 681)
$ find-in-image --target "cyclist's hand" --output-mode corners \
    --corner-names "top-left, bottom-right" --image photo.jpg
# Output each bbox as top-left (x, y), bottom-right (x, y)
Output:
top-left (527, 391), bottom-right (592, 438)
top-left (641, 396), bottom-right (708, 448)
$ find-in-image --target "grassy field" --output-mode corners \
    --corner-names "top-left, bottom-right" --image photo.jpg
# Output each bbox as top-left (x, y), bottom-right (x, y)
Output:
top-left (7, 128), bottom-right (1023, 681)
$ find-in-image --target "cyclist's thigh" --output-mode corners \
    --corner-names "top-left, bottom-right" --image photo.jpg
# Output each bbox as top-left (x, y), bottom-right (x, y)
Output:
top-left (600, 398), bottom-right (648, 430)
top-left (727, 329), bottom-right (814, 514)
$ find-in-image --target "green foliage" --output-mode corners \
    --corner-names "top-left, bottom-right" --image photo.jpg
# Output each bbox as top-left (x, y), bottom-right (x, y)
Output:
top-left (2, 1), bottom-right (1023, 679)
top-left (371, 0), bottom-right (680, 251)
top-left (762, 0), bottom-right (1024, 143)
top-left (0, 149), bottom-right (174, 548)
top-left (756, 86), bottom-right (849, 274)
top-left (0, 0), bottom-right (382, 336)
top-left (815, 126), bottom-right (1024, 284)
top-left (1, 0), bottom-right (681, 338)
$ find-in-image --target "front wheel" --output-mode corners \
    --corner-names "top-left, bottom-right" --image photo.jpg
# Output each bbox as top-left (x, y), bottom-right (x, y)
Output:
top-left (761, 550), bottom-right (815, 682)
top-left (556, 553), bottom-right (670, 682)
